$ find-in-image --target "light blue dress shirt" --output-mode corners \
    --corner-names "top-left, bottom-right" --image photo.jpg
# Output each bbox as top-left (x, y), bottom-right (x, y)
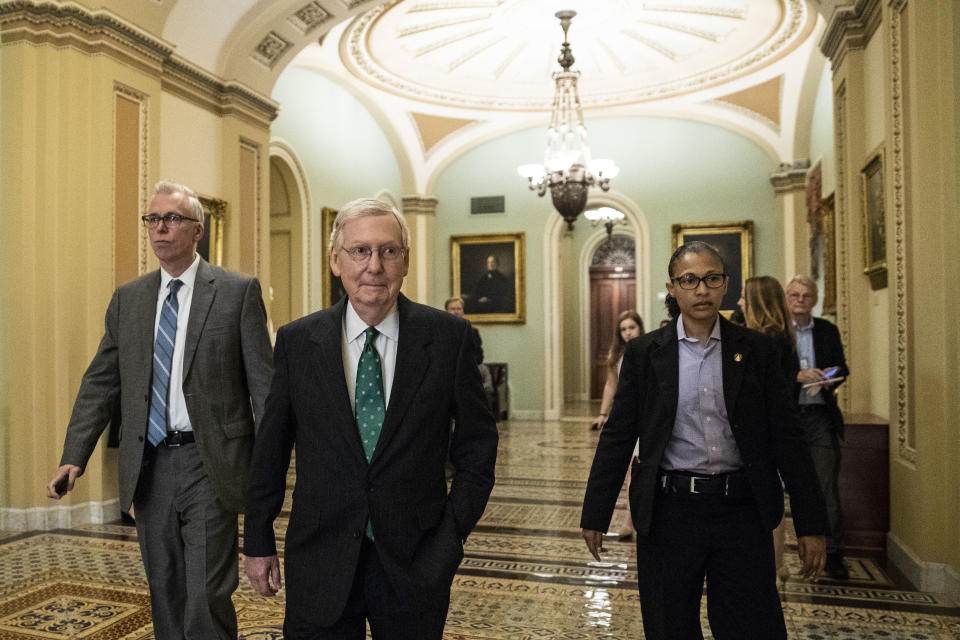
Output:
top-left (662, 316), bottom-right (743, 474)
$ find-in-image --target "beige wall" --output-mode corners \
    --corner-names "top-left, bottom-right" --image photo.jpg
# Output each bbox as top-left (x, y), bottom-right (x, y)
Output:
top-left (0, 5), bottom-right (274, 527)
top-left (822, 0), bottom-right (960, 597)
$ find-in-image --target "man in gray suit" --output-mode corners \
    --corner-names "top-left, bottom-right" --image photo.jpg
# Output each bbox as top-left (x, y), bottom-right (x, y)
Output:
top-left (47, 181), bottom-right (273, 639)
top-left (243, 199), bottom-right (498, 639)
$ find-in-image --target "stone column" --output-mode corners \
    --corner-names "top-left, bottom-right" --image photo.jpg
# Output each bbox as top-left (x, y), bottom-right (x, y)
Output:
top-left (401, 195), bottom-right (439, 304)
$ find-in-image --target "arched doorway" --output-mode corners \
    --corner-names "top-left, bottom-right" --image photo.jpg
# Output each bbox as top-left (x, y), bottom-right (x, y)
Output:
top-left (268, 152), bottom-right (308, 329)
top-left (589, 235), bottom-right (636, 399)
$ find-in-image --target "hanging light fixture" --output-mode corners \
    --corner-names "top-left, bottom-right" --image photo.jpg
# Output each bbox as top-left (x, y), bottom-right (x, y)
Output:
top-left (518, 10), bottom-right (619, 231)
top-left (584, 207), bottom-right (627, 242)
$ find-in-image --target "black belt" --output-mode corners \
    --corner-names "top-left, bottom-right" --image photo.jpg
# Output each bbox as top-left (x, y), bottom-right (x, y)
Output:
top-left (159, 431), bottom-right (195, 448)
top-left (657, 470), bottom-right (750, 497)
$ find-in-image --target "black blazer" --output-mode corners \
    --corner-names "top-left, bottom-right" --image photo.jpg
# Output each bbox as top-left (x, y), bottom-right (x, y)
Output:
top-left (581, 316), bottom-right (828, 539)
top-left (243, 294), bottom-right (498, 626)
top-left (795, 317), bottom-right (849, 436)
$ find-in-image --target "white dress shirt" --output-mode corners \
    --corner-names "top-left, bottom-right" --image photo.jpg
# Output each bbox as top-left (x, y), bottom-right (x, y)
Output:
top-left (154, 253), bottom-right (200, 432)
top-left (343, 301), bottom-right (399, 413)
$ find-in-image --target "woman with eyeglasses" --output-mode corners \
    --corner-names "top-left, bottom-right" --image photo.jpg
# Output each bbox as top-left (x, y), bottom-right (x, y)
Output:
top-left (581, 241), bottom-right (828, 639)
top-left (738, 275), bottom-right (800, 584)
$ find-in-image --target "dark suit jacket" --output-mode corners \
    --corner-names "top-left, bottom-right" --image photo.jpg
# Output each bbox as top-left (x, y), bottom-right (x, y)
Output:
top-left (581, 317), bottom-right (828, 539)
top-left (243, 294), bottom-right (498, 626)
top-left (60, 259), bottom-right (274, 513)
top-left (795, 317), bottom-right (849, 437)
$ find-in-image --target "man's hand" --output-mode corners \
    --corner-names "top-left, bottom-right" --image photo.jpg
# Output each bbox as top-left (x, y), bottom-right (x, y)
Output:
top-left (797, 368), bottom-right (826, 385)
top-left (245, 555), bottom-right (282, 596)
top-left (797, 535), bottom-right (826, 580)
top-left (582, 529), bottom-right (606, 562)
top-left (47, 465), bottom-right (80, 499)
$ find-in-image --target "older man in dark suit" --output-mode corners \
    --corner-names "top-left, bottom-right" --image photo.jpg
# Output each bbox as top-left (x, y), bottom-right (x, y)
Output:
top-left (786, 275), bottom-right (851, 579)
top-left (243, 199), bottom-right (498, 639)
top-left (581, 242), bottom-right (828, 639)
top-left (47, 181), bottom-right (274, 639)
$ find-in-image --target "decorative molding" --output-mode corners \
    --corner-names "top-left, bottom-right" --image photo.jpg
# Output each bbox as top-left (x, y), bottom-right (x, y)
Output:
top-left (288, 1), bottom-right (332, 35)
top-left (0, 2), bottom-right (278, 128)
top-left (770, 159), bottom-right (811, 193)
top-left (401, 195), bottom-right (439, 217)
top-left (270, 139), bottom-right (314, 317)
top-left (240, 138), bottom-right (263, 277)
top-left (590, 235), bottom-right (635, 267)
top-left (819, 0), bottom-right (882, 66)
top-left (342, 0), bottom-right (811, 111)
top-left (707, 98), bottom-right (782, 135)
top-left (113, 82), bottom-right (151, 276)
top-left (888, 532), bottom-right (960, 601)
top-left (833, 81), bottom-right (851, 415)
top-left (0, 499), bottom-right (119, 531)
top-left (252, 30), bottom-right (292, 69)
top-left (888, 0), bottom-right (915, 463)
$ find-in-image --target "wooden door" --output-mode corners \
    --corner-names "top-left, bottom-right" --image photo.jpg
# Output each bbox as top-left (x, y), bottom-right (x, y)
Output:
top-left (590, 266), bottom-right (636, 398)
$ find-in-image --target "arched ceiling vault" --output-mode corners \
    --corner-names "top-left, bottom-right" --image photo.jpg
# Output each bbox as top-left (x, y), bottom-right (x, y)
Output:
top-left (149, 0), bottom-right (841, 193)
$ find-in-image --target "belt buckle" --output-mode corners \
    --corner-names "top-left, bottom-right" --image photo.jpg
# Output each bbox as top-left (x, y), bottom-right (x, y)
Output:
top-left (689, 476), bottom-right (700, 494)
top-left (165, 431), bottom-right (182, 448)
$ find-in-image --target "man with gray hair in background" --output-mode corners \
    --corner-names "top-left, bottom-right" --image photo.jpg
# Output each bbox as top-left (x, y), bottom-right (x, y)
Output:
top-left (243, 198), bottom-right (498, 639)
top-left (47, 181), bottom-right (274, 638)
top-left (785, 274), bottom-right (850, 579)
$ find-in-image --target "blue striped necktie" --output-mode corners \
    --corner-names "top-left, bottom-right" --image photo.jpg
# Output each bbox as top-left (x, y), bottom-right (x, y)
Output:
top-left (148, 279), bottom-right (183, 447)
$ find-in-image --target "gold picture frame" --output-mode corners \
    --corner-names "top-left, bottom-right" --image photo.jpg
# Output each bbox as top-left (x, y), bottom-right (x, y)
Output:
top-left (451, 232), bottom-right (525, 324)
top-left (671, 220), bottom-right (754, 315)
top-left (320, 206), bottom-right (345, 308)
top-left (861, 147), bottom-right (887, 289)
top-left (821, 193), bottom-right (837, 315)
top-left (198, 195), bottom-right (226, 266)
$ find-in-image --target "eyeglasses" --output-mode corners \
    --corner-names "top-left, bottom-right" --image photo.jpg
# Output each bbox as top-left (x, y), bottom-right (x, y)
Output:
top-left (141, 213), bottom-right (199, 229)
top-left (672, 273), bottom-right (728, 289)
top-left (786, 292), bottom-right (815, 300)
top-left (341, 245), bottom-right (407, 263)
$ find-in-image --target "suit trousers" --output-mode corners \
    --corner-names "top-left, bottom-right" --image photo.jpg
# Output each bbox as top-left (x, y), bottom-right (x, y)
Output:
top-left (284, 537), bottom-right (449, 640)
top-left (635, 490), bottom-right (786, 640)
top-left (134, 442), bottom-right (239, 640)
top-left (798, 404), bottom-right (844, 552)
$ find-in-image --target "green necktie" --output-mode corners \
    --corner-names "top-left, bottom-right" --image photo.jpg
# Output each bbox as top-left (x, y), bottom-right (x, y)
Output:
top-left (355, 326), bottom-right (385, 462)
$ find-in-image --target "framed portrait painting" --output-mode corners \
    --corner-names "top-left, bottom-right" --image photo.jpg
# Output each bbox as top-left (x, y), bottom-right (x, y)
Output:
top-left (671, 220), bottom-right (753, 316)
top-left (451, 232), bottom-right (525, 324)
top-left (861, 148), bottom-right (887, 289)
top-left (321, 206), bottom-right (347, 308)
top-left (197, 195), bottom-right (226, 266)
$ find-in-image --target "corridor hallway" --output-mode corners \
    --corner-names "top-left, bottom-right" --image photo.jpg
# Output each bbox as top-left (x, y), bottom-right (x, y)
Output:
top-left (1, 418), bottom-right (958, 639)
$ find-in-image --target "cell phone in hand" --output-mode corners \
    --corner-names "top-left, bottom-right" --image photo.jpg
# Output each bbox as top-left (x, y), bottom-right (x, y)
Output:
top-left (53, 475), bottom-right (69, 496)
top-left (822, 366), bottom-right (839, 378)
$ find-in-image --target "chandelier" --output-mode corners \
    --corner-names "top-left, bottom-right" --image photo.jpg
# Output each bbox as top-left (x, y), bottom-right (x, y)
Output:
top-left (584, 207), bottom-right (627, 242)
top-left (517, 10), bottom-right (619, 231)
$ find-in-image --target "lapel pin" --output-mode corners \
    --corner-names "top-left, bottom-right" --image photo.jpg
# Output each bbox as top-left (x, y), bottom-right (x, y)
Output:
top-left (734, 353), bottom-right (743, 362)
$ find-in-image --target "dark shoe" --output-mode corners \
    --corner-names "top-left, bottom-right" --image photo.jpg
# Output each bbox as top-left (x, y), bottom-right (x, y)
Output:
top-left (617, 531), bottom-right (634, 542)
top-left (825, 553), bottom-right (850, 580)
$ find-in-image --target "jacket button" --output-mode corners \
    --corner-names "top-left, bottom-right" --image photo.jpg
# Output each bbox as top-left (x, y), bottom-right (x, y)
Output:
top-left (138, 435), bottom-right (144, 442)
top-left (367, 486), bottom-right (374, 493)
top-left (353, 530), bottom-right (362, 539)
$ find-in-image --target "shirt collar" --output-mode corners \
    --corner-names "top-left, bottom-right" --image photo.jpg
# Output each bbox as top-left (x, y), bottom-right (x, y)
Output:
top-left (676, 314), bottom-right (721, 343)
top-left (159, 253), bottom-right (200, 294)
top-left (345, 300), bottom-right (399, 344)
top-left (793, 316), bottom-right (815, 331)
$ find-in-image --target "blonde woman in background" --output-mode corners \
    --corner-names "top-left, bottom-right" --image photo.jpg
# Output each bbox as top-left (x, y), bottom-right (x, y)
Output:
top-left (739, 276), bottom-right (799, 582)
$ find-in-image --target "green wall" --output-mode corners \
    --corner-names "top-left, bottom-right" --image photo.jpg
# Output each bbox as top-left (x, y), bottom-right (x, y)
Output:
top-left (271, 67), bottom-right (404, 310)
top-left (432, 117), bottom-right (780, 411)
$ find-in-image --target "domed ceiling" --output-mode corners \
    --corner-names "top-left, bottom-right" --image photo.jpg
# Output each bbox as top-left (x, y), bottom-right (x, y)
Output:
top-left (340, 0), bottom-right (814, 111)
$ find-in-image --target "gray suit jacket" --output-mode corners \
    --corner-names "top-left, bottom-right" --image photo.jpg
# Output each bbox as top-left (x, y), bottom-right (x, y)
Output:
top-left (60, 259), bottom-right (274, 513)
top-left (244, 294), bottom-right (498, 626)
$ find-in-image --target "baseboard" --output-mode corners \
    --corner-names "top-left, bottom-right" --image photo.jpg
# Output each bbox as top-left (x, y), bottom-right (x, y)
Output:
top-left (888, 531), bottom-right (960, 602)
top-left (0, 498), bottom-right (120, 532)
top-left (510, 409), bottom-right (545, 421)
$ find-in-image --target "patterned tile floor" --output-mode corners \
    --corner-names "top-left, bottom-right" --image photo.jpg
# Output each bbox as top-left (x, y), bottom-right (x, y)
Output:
top-left (2, 418), bottom-right (959, 638)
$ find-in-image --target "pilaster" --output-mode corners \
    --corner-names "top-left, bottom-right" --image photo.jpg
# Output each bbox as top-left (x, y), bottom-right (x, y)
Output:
top-left (401, 195), bottom-right (439, 304)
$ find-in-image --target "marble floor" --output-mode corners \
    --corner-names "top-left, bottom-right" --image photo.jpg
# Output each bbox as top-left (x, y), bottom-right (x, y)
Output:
top-left (2, 417), bottom-right (959, 639)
